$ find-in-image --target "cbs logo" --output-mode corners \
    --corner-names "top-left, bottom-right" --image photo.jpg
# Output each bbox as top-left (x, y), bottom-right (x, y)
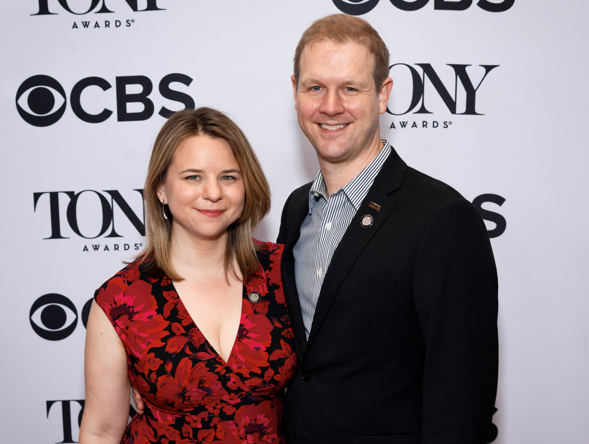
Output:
top-left (16, 73), bottom-right (194, 127)
top-left (332, 0), bottom-right (515, 15)
top-left (333, 0), bottom-right (380, 15)
top-left (30, 293), bottom-right (92, 340)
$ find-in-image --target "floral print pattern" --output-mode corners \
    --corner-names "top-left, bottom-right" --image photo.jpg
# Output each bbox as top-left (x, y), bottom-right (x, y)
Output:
top-left (94, 241), bottom-right (297, 443)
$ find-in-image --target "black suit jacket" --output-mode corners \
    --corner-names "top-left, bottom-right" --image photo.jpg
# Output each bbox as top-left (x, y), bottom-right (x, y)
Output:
top-left (277, 147), bottom-right (498, 444)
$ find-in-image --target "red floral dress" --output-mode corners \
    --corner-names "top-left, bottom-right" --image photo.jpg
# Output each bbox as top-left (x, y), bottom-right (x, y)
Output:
top-left (94, 241), bottom-right (297, 444)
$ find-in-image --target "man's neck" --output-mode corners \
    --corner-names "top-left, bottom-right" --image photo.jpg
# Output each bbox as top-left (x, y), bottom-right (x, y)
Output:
top-left (320, 139), bottom-right (384, 197)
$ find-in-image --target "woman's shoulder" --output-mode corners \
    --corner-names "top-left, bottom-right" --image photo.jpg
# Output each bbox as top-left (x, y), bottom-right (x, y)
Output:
top-left (248, 240), bottom-right (284, 298)
top-left (94, 256), bottom-right (161, 303)
top-left (252, 239), bottom-right (284, 276)
top-left (253, 239), bottom-right (284, 259)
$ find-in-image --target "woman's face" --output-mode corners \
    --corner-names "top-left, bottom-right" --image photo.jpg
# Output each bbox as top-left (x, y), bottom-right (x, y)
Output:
top-left (158, 135), bottom-right (245, 244)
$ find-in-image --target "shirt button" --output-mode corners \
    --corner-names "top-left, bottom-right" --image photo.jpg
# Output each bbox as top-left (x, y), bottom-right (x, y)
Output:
top-left (325, 222), bottom-right (332, 231)
top-left (316, 268), bottom-right (323, 277)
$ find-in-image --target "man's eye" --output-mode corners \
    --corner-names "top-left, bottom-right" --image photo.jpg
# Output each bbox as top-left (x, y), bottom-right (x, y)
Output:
top-left (311, 86), bottom-right (321, 91)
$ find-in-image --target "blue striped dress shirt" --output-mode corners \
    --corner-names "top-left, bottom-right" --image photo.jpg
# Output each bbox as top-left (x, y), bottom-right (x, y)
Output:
top-left (293, 141), bottom-right (392, 338)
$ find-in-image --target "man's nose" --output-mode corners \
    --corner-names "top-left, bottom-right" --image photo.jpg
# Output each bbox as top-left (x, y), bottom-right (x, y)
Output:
top-left (320, 90), bottom-right (344, 116)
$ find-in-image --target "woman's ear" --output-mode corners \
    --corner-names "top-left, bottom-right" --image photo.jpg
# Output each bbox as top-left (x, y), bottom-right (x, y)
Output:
top-left (157, 187), bottom-right (166, 204)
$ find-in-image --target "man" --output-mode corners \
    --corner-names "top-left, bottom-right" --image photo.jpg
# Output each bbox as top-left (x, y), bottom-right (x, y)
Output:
top-left (277, 13), bottom-right (498, 444)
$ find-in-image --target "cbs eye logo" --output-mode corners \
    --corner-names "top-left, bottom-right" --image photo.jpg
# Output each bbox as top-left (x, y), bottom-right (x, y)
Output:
top-left (332, 0), bottom-right (380, 15)
top-left (16, 75), bottom-right (66, 127)
top-left (30, 293), bottom-right (92, 341)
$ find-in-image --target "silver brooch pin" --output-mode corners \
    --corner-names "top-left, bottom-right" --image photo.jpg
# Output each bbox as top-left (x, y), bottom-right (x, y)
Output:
top-left (360, 214), bottom-right (373, 228)
top-left (248, 292), bottom-right (261, 303)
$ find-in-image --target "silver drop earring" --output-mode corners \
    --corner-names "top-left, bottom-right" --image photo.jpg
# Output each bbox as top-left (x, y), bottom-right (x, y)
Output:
top-left (162, 202), bottom-right (168, 220)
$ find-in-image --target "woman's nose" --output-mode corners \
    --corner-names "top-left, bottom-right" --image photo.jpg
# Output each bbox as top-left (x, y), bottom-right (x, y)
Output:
top-left (202, 180), bottom-right (222, 201)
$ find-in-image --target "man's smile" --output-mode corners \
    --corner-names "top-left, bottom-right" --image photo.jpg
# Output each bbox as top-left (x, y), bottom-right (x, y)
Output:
top-left (320, 124), bottom-right (348, 131)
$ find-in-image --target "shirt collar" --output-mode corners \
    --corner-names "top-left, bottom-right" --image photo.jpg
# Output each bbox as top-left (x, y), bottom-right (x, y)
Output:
top-left (307, 140), bottom-right (392, 214)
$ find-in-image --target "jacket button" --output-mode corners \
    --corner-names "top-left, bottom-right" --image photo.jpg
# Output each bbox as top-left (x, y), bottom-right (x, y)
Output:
top-left (302, 372), bottom-right (311, 381)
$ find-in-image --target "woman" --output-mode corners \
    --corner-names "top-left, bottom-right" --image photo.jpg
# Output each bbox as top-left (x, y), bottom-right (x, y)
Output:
top-left (79, 108), bottom-right (297, 444)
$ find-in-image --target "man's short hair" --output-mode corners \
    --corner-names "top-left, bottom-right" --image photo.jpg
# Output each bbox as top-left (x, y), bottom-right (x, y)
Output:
top-left (293, 14), bottom-right (390, 90)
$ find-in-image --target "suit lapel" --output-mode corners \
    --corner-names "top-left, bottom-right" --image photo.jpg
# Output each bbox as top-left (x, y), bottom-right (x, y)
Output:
top-left (281, 186), bottom-right (311, 354)
top-left (306, 149), bottom-right (407, 348)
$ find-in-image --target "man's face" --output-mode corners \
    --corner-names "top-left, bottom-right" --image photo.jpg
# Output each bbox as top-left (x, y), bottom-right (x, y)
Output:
top-left (292, 40), bottom-right (392, 169)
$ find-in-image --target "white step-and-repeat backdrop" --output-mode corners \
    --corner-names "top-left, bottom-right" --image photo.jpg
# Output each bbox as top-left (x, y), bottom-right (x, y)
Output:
top-left (1, 1), bottom-right (588, 443)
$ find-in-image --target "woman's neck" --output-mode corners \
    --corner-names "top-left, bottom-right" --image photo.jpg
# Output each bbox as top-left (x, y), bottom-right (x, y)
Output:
top-left (169, 232), bottom-right (230, 282)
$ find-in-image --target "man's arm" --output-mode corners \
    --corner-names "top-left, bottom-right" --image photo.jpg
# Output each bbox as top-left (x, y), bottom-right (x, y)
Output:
top-left (414, 197), bottom-right (498, 444)
top-left (277, 192), bottom-right (293, 244)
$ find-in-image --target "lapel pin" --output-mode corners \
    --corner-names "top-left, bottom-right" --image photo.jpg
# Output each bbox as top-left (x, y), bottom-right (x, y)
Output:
top-left (368, 202), bottom-right (381, 212)
top-left (248, 292), bottom-right (261, 303)
top-left (360, 214), bottom-right (374, 228)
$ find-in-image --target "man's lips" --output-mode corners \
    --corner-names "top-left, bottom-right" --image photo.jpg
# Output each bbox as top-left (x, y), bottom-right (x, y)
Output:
top-left (320, 123), bottom-right (348, 131)
top-left (197, 209), bottom-right (225, 218)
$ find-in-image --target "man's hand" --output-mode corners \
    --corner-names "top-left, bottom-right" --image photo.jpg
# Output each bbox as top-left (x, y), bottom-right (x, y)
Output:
top-left (131, 387), bottom-right (145, 415)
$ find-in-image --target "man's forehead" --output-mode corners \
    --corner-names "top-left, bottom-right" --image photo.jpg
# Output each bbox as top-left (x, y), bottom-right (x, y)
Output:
top-left (298, 40), bottom-right (375, 78)
top-left (299, 39), bottom-right (374, 68)
top-left (303, 38), bottom-right (368, 54)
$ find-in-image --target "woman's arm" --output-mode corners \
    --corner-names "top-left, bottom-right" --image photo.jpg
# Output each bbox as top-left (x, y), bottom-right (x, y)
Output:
top-left (79, 301), bottom-right (130, 444)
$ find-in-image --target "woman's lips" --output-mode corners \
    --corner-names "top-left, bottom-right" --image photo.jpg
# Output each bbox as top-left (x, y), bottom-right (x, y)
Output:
top-left (197, 209), bottom-right (225, 218)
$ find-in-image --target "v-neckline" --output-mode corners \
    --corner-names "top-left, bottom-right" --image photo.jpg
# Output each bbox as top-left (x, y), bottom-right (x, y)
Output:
top-left (170, 281), bottom-right (245, 366)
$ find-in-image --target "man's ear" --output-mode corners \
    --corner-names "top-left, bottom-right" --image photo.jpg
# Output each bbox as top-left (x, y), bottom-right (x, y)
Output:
top-left (378, 77), bottom-right (393, 114)
top-left (291, 75), bottom-right (298, 105)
